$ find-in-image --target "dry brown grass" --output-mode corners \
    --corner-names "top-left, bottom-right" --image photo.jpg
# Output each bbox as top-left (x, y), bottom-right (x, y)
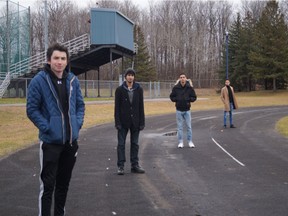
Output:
top-left (0, 89), bottom-right (287, 158)
top-left (0, 107), bottom-right (38, 156)
top-left (276, 116), bottom-right (288, 137)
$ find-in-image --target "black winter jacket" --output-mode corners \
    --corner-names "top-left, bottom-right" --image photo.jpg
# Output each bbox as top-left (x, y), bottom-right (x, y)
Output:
top-left (170, 81), bottom-right (197, 111)
top-left (114, 82), bottom-right (145, 130)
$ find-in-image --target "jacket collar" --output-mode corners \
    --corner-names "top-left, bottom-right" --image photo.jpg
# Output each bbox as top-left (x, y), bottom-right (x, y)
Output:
top-left (122, 81), bottom-right (139, 91)
top-left (44, 64), bottom-right (69, 80)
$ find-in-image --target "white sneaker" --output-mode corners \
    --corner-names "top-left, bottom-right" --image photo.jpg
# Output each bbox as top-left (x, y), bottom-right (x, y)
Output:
top-left (178, 142), bottom-right (184, 148)
top-left (189, 141), bottom-right (195, 148)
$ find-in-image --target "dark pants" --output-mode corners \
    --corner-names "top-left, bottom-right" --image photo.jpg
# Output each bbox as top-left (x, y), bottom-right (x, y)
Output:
top-left (117, 127), bottom-right (140, 168)
top-left (39, 141), bottom-right (78, 216)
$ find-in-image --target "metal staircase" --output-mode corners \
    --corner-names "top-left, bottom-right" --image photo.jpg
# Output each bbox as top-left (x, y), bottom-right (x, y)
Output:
top-left (0, 72), bottom-right (11, 98)
top-left (0, 33), bottom-right (90, 98)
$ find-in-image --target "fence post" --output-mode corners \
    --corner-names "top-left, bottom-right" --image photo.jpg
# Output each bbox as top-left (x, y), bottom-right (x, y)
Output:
top-left (149, 81), bottom-right (152, 98)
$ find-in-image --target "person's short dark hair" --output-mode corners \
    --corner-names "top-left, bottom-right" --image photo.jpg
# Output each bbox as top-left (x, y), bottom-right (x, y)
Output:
top-left (124, 68), bottom-right (136, 77)
top-left (46, 43), bottom-right (69, 61)
top-left (179, 73), bottom-right (187, 78)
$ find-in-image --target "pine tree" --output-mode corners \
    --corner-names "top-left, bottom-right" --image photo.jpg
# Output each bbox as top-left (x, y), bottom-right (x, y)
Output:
top-left (133, 25), bottom-right (157, 82)
top-left (227, 13), bottom-right (242, 90)
top-left (220, 13), bottom-right (243, 91)
top-left (236, 11), bottom-right (257, 91)
top-left (248, 0), bottom-right (288, 90)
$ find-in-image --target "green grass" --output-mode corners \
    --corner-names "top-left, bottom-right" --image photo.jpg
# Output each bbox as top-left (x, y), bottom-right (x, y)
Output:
top-left (0, 89), bottom-right (287, 158)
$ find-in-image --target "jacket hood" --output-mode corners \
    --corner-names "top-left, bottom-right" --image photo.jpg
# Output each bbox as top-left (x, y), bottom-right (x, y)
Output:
top-left (174, 79), bottom-right (193, 87)
top-left (36, 64), bottom-right (74, 79)
top-left (122, 81), bottom-right (140, 91)
top-left (44, 64), bottom-right (69, 79)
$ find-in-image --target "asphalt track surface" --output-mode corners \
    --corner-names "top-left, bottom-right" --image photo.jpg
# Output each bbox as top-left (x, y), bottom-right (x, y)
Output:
top-left (1, 105), bottom-right (288, 216)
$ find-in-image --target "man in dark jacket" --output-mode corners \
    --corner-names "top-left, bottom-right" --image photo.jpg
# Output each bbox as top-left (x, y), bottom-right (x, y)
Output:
top-left (114, 68), bottom-right (145, 175)
top-left (170, 73), bottom-right (197, 148)
top-left (27, 43), bottom-right (85, 216)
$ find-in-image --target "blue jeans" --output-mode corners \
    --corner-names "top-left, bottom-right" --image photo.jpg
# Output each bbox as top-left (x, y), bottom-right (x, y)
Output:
top-left (176, 110), bottom-right (192, 143)
top-left (224, 102), bottom-right (233, 126)
top-left (117, 127), bottom-right (140, 168)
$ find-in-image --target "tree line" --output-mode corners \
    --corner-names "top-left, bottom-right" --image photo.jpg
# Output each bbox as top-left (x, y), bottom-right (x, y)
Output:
top-left (3, 0), bottom-right (288, 90)
top-left (223, 0), bottom-right (288, 91)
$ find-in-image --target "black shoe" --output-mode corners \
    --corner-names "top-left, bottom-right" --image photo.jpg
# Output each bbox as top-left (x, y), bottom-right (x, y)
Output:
top-left (117, 167), bottom-right (124, 175)
top-left (131, 166), bottom-right (145, 174)
top-left (224, 125), bottom-right (227, 128)
top-left (230, 125), bottom-right (236, 128)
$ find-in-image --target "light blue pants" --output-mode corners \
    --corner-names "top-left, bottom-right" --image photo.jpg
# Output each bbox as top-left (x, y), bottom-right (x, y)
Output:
top-left (176, 110), bottom-right (192, 143)
top-left (224, 102), bottom-right (233, 126)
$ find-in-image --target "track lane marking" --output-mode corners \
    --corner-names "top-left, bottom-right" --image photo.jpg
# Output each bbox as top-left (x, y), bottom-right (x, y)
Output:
top-left (211, 137), bottom-right (245, 167)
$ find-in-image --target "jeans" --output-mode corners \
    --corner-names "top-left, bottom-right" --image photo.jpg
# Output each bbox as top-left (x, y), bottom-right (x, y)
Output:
top-left (117, 127), bottom-right (140, 168)
top-left (176, 110), bottom-right (192, 143)
top-left (224, 102), bottom-right (233, 126)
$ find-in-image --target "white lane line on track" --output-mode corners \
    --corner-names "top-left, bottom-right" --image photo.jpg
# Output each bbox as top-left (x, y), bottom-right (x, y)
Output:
top-left (198, 116), bottom-right (217, 120)
top-left (211, 138), bottom-right (245, 167)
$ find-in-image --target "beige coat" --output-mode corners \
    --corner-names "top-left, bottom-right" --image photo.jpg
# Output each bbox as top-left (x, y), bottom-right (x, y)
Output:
top-left (220, 86), bottom-right (238, 111)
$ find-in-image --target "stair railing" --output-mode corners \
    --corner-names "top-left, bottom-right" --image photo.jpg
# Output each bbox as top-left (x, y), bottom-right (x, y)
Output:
top-left (0, 33), bottom-right (90, 97)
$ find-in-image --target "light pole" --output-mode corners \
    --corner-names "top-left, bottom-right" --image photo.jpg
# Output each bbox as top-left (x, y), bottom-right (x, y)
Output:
top-left (225, 30), bottom-right (229, 80)
top-left (44, 0), bottom-right (48, 52)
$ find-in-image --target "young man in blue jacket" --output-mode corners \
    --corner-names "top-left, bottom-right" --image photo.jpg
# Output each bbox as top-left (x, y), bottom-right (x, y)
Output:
top-left (114, 68), bottom-right (145, 175)
top-left (27, 43), bottom-right (85, 216)
top-left (170, 73), bottom-right (197, 148)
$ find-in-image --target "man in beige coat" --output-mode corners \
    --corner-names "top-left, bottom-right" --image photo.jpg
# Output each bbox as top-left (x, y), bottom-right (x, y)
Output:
top-left (220, 79), bottom-right (238, 128)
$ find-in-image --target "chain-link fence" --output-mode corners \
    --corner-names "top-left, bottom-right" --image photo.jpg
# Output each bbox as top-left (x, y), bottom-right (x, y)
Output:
top-left (3, 78), bottom-right (221, 98)
top-left (0, 0), bottom-right (30, 79)
top-left (79, 80), bottom-right (177, 98)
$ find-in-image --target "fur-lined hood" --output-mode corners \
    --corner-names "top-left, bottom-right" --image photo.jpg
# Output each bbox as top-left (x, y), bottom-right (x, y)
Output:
top-left (174, 79), bottom-right (193, 87)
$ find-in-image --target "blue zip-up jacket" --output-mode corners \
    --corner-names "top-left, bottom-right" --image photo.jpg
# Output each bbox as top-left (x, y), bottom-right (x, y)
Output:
top-left (26, 70), bottom-right (85, 145)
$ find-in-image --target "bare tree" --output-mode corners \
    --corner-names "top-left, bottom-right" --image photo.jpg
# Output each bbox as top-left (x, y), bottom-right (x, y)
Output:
top-left (28, 0), bottom-right (238, 87)
top-left (140, 0), bottom-right (233, 87)
top-left (31, 0), bottom-right (89, 54)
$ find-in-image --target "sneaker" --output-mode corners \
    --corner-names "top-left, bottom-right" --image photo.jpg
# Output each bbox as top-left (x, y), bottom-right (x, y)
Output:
top-left (230, 125), bottom-right (236, 128)
top-left (131, 165), bottom-right (145, 174)
top-left (117, 167), bottom-right (124, 175)
top-left (188, 141), bottom-right (195, 148)
top-left (178, 142), bottom-right (184, 148)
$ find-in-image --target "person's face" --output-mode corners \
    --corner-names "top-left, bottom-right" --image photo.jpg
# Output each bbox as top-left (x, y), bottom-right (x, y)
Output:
top-left (179, 74), bottom-right (187, 85)
top-left (125, 73), bottom-right (135, 84)
top-left (48, 50), bottom-right (68, 75)
top-left (225, 80), bottom-right (230, 86)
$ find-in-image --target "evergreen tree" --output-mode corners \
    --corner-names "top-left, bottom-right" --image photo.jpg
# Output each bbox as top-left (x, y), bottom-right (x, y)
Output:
top-left (236, 11), bottom-right (257, 91)
top-left (220, 13), bottom-right (242, 91)
top-left (227, 12), bottom-right (242, 90)
top-left (133, 25), bottom-right (157, 82)
top-left (248, 0), bottom-right (288, 90)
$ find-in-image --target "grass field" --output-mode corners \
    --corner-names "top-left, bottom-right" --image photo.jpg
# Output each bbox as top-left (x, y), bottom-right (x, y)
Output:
top-left (0, 89), bottom-right (287, 158)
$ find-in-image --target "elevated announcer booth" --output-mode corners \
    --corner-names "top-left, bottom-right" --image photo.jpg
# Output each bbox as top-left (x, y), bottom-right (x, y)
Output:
top-left (90, 8), bottom-right (134, 52)
top-left (70, 8), bottom-right (135, 97)
top-left (71, 8), bottom-right (135, 75)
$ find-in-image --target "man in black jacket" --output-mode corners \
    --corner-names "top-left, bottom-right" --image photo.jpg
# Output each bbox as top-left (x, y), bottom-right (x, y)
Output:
top-left (170, 73), bottom-right (197, 148)
top-left (114, 68), bottom-right (145, 175)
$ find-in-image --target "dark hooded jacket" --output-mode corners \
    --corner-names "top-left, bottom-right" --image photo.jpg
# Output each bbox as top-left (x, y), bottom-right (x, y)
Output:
top-left (114, 81), bottom-right (145, 130)
top-left (170, 80), bottom-right (197, 111)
